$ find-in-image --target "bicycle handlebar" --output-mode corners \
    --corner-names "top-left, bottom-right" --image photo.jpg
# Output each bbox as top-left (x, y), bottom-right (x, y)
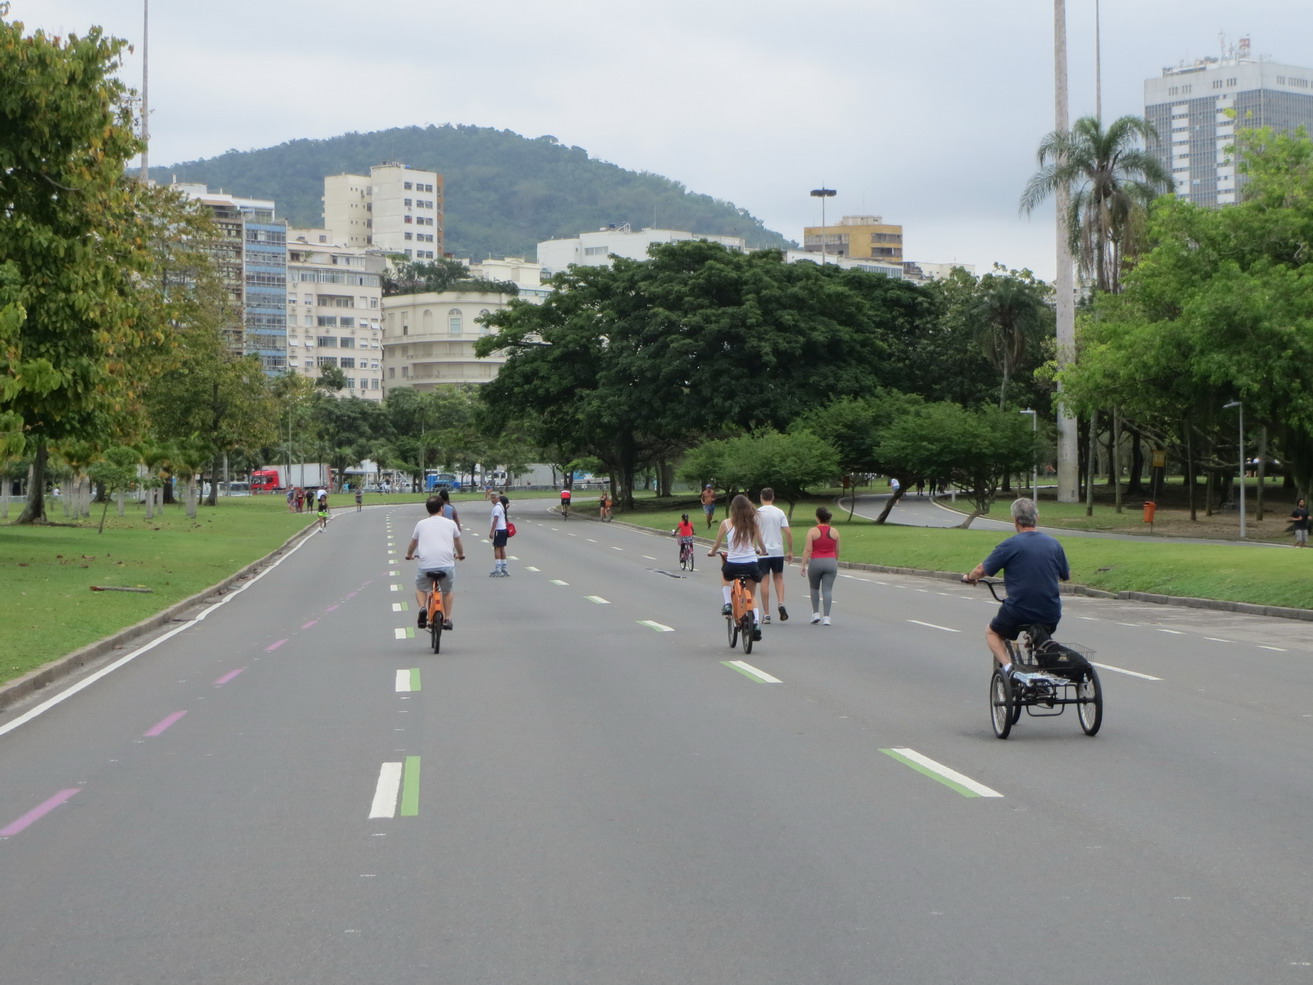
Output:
top-left (963, 576), bottom-right (1006, 602)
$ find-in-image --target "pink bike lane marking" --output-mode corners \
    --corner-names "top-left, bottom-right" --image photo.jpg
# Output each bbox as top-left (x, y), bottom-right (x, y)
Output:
top-left (213, 668), bottom-right (245, 686)
top-left (143, 711), bottom-right (187, 737)
top-left (1, 788), bottom-right (81, 838)
top-left (265, 639), bottom-right (288, 652)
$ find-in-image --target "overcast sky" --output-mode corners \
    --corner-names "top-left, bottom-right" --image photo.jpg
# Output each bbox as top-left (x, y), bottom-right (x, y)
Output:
top-left (18, 1), bottom-right (1313, 280)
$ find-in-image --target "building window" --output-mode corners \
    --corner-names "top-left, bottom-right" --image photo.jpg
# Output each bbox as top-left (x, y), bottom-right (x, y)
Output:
top-left (449, 310), bottom-right (463, 335)
top-left (340, 357), bottom-right (356, 369)
top-left (316, 335), bottom-right (338, 347)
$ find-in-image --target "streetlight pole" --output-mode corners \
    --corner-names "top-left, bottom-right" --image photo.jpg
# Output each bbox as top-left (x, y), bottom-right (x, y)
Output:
top-left (1224, 400), bottom-right (1245, 538)
top-left (1020, 408), bottom-right (1038, 501)
top-left (810, 187), bottom-right (836, 264)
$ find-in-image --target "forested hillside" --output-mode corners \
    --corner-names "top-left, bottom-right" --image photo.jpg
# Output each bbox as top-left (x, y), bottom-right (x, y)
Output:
top-left (147, 124), bottom-right (794, 261)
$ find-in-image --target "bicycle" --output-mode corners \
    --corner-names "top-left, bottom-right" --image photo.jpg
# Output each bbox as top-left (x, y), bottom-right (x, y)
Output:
top-left (560, 498), bottom-right (571, 520)
top-left (678, 537), bottom-right (695, 572)
top-left (716, 552), bottom-right (757, 654)
top-left (421, 571), bottom-right (451, 654)
top-left (969, 578), bottom-right (1102, 739)
top-left (599, 500), bottom-right (613, 522)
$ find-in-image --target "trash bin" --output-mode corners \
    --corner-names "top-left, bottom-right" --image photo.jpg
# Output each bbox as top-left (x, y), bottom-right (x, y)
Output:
top-left (1143, 501), bottom-right (1156, 523)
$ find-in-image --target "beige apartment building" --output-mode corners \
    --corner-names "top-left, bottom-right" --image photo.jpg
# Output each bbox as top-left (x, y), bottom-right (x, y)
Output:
top-left (322, 163), bottom-right (444, 259)
top-left (285, 228), bottom-right (387, 400)
top-left (802, 214), bottom-right (903, 263)
top-left (381, 258), bottom-right (545, 395)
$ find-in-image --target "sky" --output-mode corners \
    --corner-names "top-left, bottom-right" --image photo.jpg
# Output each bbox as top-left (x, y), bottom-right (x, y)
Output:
top-left (17, 0), bottom-right (1313, 281)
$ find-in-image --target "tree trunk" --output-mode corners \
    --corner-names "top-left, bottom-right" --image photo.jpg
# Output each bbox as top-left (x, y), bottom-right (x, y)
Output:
top-left (1113, 407), bottom-right (1123, 513)
top-left (1085, 411), bottom-right (1097, 516)
top-left (1257, 425), bottom-right (1267, 521)
top-left (1126, 428), bottom-right (1145, 495)
top-left (16, 440), bottom-right (48, 524)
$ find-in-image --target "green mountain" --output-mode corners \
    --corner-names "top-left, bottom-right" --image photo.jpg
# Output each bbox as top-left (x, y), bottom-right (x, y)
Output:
top-left (148, 124), bottom-right (794, 261)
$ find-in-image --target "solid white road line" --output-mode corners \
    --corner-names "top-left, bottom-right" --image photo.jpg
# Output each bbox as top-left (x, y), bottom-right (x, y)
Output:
top-left (723, 660), bottom-right (782, 684)
top-left (1092, 661), bottom-right (1162, 681)
top-left (883, 748), bottom-right (1004, 798)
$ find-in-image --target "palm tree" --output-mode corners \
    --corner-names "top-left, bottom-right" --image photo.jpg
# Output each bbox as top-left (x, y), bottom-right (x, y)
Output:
top-left (975, 272), bottom-right (1047, 409)
top-left (1020, 115), bottom-right (1174, 294)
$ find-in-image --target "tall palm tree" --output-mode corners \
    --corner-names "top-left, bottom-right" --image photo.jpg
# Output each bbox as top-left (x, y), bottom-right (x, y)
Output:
top-left (1021, 115), bottom-right (1174, 294)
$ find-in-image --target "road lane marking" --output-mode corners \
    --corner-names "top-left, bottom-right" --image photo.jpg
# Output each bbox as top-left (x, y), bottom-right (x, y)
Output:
top-left (722, 660), bottom-right (782, 684)
top-left (1259, 645), bottom-right (1287, 652)
top-left (908, 620), bottom-right (960, 633)
top-left (400, 756), bottom-right (421, 816)
top-left (642, 555), bottom-right (657, 560)
top-left (369, 763), bottom-right (402, 818)
top-left (1092, 661), bottom-right (1161, 681)
top-left (524, 566), bottom-right (541, 572)
top-left (301, 620), bottom-right (318, 629)
top-left (213, 669), bottom-right (244, 686)
top-left (265, 640), bottom-right (288, 652)
top-left (584, 596), bottom-right (610, 604)
top-left (1156, 628), bottom-right (1184, 635)
top-left (390, 584), bottom-right (400, 592)
top-left (550, 579), bottom-right (569, 586)
top-left (395, 669), bottom-right (420, 693)
top-left (392, 602), bottom-right (404, 612)
top-left (881, 748), bottom-right (1003, 798)
top-left (637, 620), bottom-right (674, 632)
top-left (1204, 637), bottom-right (1231, 643)
top-left (611, 546), bottom-right (624, 551)
top-left (144, 711), bottom-right (187, 737)
top-left (1, 789), bottom-right (81, 838)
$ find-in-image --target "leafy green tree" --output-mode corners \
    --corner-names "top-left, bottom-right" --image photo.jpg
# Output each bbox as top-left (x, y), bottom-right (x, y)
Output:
top-left (877, 404), bottom-right (1038, 526)
top-left (1021, 115), bottom-right (1174, 294)
top-left (89, 445), bottom-right (141, 532)
top-left (0, 14), bottom-right (205, 523)
top-left (974, 268), bottom-right (1051, 409)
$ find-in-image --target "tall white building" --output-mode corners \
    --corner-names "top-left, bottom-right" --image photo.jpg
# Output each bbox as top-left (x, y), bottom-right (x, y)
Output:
top-left (322, 163), bottom-right (444, 259)
top-left (285, 229), bottom-right (387, 400)
top-left (536, 224), bottom-right (746, 277)
top-left (1145, 39), bottom-right (1313, 207)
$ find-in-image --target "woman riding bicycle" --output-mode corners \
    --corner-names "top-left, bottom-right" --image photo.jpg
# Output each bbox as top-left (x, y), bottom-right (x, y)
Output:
top-left (707, 494), bottom-right (766, 640)
top-left (674, 512), bottom-right (695, 565)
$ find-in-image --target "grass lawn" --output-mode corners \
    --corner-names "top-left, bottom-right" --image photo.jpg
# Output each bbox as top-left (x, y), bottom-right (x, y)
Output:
top-left (612, 484), bottom-right (1313, 612)
top-left (0, 490), bottom-right (449, 687)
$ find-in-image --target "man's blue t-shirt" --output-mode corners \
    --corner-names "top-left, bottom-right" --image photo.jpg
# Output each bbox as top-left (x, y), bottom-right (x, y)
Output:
top-left (983, 530), bottom-right (1069, 624)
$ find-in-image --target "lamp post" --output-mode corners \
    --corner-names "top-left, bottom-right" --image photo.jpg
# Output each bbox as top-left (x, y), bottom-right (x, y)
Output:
top-left (1020, 408), bottom-right (1038, 501)
top-left (1224, 400), bottom-right (1245, 538)
top-left (810, 187), bottom-right (836, 264)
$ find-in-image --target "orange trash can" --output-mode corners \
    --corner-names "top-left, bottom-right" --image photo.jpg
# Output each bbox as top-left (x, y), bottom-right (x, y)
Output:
top-left (1143, 501), bottom-right (1156, 523)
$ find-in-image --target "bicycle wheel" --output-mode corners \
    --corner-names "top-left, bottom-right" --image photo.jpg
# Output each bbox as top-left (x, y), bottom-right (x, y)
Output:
top-left (1077, 666), bottom-right (1102, 735)
top-left (430, 618), bottom-right (442, 653)
top-left (727, 613), bottom-right (738, 648)
top-left (680, 547), bottom-right (688, 571)
top-left (740, 614), bottom-right (754, 654)
top-left (990, 670), bottom-right (1014, 739)
top-left (688, 549), bottom-right (694, 572)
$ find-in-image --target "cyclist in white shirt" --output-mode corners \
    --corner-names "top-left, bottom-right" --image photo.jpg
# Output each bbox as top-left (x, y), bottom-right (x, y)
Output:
top-left (404, 495), bottom-right (465, 631)
top-left (755, 487), bottom-right (793, 623)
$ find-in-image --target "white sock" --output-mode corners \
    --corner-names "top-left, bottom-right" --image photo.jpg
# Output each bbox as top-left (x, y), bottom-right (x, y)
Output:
top-left (722, 586), bottom-right (732, 605)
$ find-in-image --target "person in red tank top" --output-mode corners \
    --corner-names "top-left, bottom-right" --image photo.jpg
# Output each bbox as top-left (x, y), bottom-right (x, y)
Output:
top-left (799, 506), bottom-right (841, 625)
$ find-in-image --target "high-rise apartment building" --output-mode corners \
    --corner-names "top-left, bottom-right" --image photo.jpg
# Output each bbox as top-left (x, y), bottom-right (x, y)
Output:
top-left (802, 215), bottom-right (903, 263)
top-left (322, 163), bottom-right (444, 259)
top-left (1145, 39), bottom-right (1313, 207)
top-left (285, 229), bottom-right (387, 400)
top-left (173, 182), bottom-right (288, 373)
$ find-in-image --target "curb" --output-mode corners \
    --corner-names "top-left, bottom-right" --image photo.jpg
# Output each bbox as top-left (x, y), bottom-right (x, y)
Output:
top-left (0, 522), bottom-right (319, 713)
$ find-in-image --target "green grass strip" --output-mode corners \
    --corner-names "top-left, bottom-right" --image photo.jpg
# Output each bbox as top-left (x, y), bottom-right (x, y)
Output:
top-left (400, 755), bottom-right (421, 817)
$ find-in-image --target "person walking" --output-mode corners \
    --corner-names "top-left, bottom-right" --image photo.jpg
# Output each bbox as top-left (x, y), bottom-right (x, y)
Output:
top-left (1292, 498), bottom-right (1310, 547)
top-left (755, 487), bottom-right (792, 624)
top-left (489, 494), bottom-right (510, 576)
top-left (354, 487), bottom-right (363, 512)
top-left (316, 490), bottom-right (329, 530)
top-left (439, 488), bottom-right (460, 530)
top-left (800, 506), bottom-right (841, 625)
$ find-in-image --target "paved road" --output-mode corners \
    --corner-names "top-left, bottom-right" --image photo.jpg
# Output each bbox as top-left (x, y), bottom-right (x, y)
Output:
top-left (2, 498), bottom-right (1311, 984)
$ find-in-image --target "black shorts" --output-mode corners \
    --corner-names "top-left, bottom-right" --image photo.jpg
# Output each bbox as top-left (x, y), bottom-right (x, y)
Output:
top-left (758, 555), bottom-right (784, 575)
top-left (721, 560), bottom-right (762, 583)
top-left (989, 605), bottom-right (1056, 641)
top-left (492, 530), bottom-right (508, 547)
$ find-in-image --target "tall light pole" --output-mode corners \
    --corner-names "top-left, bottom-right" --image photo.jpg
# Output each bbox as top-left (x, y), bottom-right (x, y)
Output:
top-left (1020, 408), bottom-right (1038, 501)
top-left (810, 187), bottom-right (836, 264)
top-left (1054, 0), bottom-right (1078, 503)
top-left (1224, 400), bottom-right (1246, 538)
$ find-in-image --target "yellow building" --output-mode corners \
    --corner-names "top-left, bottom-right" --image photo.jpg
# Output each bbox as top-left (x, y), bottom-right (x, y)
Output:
top-left (802, 214), bottom-right (902, 263)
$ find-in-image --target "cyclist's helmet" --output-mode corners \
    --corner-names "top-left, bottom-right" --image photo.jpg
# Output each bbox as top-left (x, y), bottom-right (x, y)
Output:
top-left (681, 513), bottom-right (689, 521)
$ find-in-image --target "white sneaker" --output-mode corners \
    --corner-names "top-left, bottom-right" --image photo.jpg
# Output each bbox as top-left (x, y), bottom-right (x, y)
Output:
top-left (810, 612), bottom-right (821, 624)
top-left (821, 616), bottom-right (831, 626)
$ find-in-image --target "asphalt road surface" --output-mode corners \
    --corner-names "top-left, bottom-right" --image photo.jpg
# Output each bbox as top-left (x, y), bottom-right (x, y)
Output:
top-left (2, 497), bottom-right (1311, 984)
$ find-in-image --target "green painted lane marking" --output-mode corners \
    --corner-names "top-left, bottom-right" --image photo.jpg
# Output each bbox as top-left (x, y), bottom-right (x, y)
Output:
top-left (880, 747), bottom-right (1003, 798)
top-left (409, 668), bottom-right (421, 692)
top-left (400, 755), bottom-right (421, 816)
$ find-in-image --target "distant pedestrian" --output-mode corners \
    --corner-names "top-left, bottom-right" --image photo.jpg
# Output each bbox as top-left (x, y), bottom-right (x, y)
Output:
top-left (755, 487), bottom-right (793, 624)
top-left (489, 495), bottom-right (510, 576)
top-left (800, 506), bottom-right (841, 626)
top-left (700, 484), bottom-right (717, 529)
top-left (439, 488), bottom-right (460, 530)
top-left (354, 488), bottom-right (363, 512)
top-left (890, 476), bottom-right (901, 496)
top-left (1292, 498), bottom-right (1310, 547)
top-left (294, 487), bottom-right (305, 513)
top-left (286, 488), bottom-right (295, 513)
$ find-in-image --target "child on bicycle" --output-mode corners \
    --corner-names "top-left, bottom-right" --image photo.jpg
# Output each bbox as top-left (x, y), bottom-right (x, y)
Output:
top-left (673, 512), bottom-right (695, 559)
top-left (599, 492), bottom-right (612, 520)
